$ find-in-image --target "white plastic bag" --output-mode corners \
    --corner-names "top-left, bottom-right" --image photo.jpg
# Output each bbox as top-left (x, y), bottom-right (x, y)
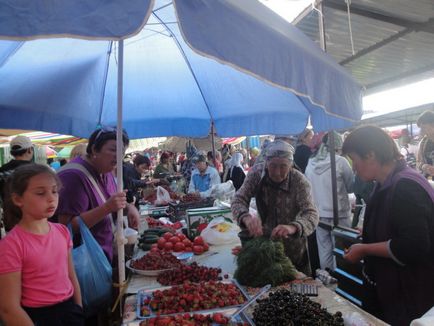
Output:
top-left (155, 186), bottom-right (171, 206)
top-left (343, 312), bottom-right (373, 326)
top-left (201, 216), bottom-right (240, 245)
top-left (209, 181), bottom-right (236, 201)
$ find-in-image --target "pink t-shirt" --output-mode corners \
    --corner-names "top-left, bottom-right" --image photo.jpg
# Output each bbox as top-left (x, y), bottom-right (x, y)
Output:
top-left (0, 222), bottom-right (74, 307)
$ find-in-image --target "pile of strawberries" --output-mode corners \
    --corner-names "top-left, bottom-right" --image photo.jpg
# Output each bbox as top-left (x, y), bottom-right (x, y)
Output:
top-left (157, 262), bottom-right (228, 286)
top-left (145, 218), bottom-right (181, 231)
top-left (130, 251), bottom-right (183, 271)
top-left (145, 281), bottom-right (246, 314)
top-left (180, 193), bottom-right (201, 203)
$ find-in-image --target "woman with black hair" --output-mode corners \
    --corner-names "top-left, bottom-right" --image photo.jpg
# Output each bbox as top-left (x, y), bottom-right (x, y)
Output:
top-left (55, 127), bottom-right (131, 262)
top-left (154, 152), bottom-right (175, 179)
top-left (294, 128), bottom-right (314, 173)
top-left (123, 154), bottom-right (153, 206)
top-left (343, 125), bottom-right (434, 326)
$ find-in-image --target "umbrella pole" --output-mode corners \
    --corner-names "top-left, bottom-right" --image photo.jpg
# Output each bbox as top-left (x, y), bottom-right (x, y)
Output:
top-left (116, 39), bottom-right (126, 310)
top-left (211, 122), bottom-right (217, 168)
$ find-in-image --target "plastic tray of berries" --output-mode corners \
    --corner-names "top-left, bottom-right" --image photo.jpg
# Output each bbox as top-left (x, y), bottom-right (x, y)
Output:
top-left (136, 279), bottom-right (250, 320)
top-left (249, 289), bottom-right (345, 326)
top-left (137, 310), bottom-right (251, 325)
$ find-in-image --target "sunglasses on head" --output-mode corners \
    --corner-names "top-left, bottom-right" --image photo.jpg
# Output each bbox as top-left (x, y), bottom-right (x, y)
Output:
top-left (94, 126), bottom-right (128, 142)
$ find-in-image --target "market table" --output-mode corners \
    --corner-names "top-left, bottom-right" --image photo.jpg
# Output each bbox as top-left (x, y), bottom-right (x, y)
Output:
top-left (121, 239), bottom-right (388, 325)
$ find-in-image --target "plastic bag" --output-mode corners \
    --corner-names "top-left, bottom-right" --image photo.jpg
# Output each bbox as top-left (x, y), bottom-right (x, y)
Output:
top-left (155, 186), bottom-right (171, 206)
top-left (201, 216), bottom-right (240, 245)
top-left (343, 312), bottom-right (373, 326)
top-left (209, 181), bottom-right (236, 201)
top-left (69, 217), bottom-right (112, 316)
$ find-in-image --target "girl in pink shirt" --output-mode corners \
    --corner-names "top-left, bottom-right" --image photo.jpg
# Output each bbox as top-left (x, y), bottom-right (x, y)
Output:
top-left (0, 164), bottom-right (83, 326)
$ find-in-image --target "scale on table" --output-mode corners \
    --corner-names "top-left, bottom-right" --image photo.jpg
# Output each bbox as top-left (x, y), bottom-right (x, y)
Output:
top-left (185, 207), bottom-right (232, 238)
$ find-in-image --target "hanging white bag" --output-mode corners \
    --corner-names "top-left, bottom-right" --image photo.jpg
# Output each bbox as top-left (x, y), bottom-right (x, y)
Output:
top-left (155, 186), bottom-right (171, 206)
top-left (200, 216), bottom-right (240, 245)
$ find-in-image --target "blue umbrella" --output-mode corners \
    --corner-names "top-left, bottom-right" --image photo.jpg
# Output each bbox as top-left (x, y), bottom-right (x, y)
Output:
top-left (0, 0), bottom-right (363, 286)
top-left (0, 0), bottom-right (362, 139)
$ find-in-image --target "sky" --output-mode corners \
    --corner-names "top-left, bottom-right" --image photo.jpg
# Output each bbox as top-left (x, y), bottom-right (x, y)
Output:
top-left (261, 0), bottom-right (434, 120)
top-left (259, 0), bottom-right (313, 22)
top-left (362, 78), bottom-right (434, 119)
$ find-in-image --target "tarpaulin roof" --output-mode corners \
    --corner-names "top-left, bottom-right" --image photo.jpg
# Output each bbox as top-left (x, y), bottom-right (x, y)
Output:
top-left (294, 0), bottom-right (434, 94)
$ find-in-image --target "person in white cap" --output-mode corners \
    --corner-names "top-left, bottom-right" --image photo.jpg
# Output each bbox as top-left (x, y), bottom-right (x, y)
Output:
top-left (0, 135), bottom-right (34, 173)
top-left (231, 140), bottom-right (319, 275)
top-left (0, 135), bottom-right (34, 232)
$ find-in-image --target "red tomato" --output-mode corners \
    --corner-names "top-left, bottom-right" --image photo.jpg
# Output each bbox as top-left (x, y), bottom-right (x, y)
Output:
top-left (169, 236), bottom-right (181, 244)
top-left (203, 243), bottom-right (209, 251)
top-left (164, 242), bottom-right (174, 251)
top-left (151, 243), bottom-right (158, 249)
top-left (177, 233), bottom-right (186, 241)
top-left (184, 246), bottom-right (193, 252)
top-left (193, 245), bottom-right (204, 255)
top-left (163, 232), bottom-right (173, 240)
top-left (193, 236), bottom-right (204, 246)
top-left (197, 223), bottom-right (208, 233)
top-left (150, 247), bottom-right (159, 253)
top-left (157, 237), bottom-right (166, 249)
top-left (173, 242), bottom-right (185, 252)
top-left (182, 239), bottom-right (192, 247)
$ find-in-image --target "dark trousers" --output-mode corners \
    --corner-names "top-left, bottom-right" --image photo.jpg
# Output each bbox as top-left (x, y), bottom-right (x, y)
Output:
top-left (23, 298), bottom-right (84, 326)
top-left (307, 231), bottom-right (321, 275)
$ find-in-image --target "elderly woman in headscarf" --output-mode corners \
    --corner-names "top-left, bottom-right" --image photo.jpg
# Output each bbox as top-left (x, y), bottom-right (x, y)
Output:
top-left (305, 131), bottom-right (355, 270)
top-left (224, 152), bottom-right (246, 190)
top-left (231, 140), bottom-right (319, 275)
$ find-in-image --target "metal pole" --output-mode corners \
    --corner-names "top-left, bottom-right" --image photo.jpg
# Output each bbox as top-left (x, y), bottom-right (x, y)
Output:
top-left (211, 122), bottom-right (217, 168)
top-left (317, 1), bottom-right (338, 226)
top-left (116, 39), bottom-right (126, 293)
top-left (317, 0), bottom-right (327, 52)
top-left (329, 132), bottom-right (339, 226)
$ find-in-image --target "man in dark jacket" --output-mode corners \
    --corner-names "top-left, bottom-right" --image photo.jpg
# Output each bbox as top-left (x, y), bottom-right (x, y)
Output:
top-left (0, 136), bottom-right (34, 232)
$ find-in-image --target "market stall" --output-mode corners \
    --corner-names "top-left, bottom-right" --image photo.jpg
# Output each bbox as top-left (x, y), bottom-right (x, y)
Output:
top-left (119, 205), bottom-right (388, 326)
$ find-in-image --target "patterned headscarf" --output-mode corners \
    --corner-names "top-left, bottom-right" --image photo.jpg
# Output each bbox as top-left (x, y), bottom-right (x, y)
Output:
top-left (265, 140), bottom-right (294, 161)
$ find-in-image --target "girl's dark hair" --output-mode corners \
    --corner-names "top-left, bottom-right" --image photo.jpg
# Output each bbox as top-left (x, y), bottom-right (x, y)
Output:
top-left (86, 127), bottom-right (130, 156)
top-left (133, 154), bottom-right (151, 167)
top-left (4, 164), bottom-right (61, 228)
top-left (342, 125), bottom-right (402, 164)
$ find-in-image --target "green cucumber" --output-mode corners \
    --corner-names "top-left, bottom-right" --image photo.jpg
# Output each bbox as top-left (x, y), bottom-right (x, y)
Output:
top-left (138, 243), bottom-right (153, 251)
top-left (142, 235), bottom-right (160, 244)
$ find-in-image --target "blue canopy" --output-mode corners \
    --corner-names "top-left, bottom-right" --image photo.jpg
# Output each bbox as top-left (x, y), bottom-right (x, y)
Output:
top-left (0, 0), bottom-right (363, 138)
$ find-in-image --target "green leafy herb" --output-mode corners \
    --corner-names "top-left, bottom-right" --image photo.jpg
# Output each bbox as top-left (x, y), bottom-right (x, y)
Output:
top-left (234, 237), bottom-right (297, 287)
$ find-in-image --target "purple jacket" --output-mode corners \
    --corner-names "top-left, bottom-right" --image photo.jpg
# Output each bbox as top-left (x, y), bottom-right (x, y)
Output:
top-left (363, 160), bottom-right (434, 325)
top-left (56, 157), bottom-right (117, 261)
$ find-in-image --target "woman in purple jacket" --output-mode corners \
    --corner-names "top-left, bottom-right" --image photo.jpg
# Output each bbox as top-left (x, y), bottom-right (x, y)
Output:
top-left (56, 127), bottom-right (131, 262)
top-left (342, 126), bottom-right (434, 326)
